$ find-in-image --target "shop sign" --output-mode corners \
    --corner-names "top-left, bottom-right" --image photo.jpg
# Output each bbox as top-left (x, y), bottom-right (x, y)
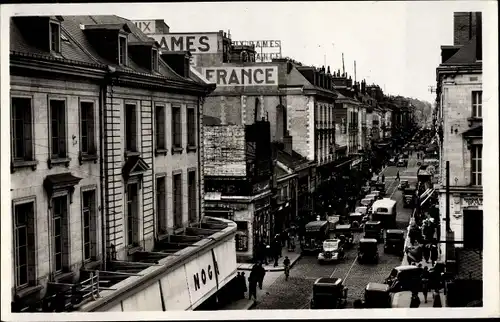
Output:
top-left (231, 40), bottom-right (282, 62)
top-left (202, 66), bottom-right (278, 86)
top-left (462, 196), bottom-right (483, 208)
top-left (133, 20), bottom-right (156, 34)
top-left (151, 33), bottom-right (218, 54)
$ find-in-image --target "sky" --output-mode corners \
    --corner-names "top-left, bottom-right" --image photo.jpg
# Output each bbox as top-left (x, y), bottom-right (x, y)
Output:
top-left (2, 1), bottom-right (495, 103)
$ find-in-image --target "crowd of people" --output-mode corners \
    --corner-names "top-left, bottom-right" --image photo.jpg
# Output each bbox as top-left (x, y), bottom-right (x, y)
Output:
top-left (256, 230), bottom-right (297, 267)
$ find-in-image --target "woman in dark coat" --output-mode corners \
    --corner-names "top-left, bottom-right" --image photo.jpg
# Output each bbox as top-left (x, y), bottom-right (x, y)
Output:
top-left (423, 243), bottom-right (431, 263)
top-left (430, 244), bottom-right (438, 266)
top-left (410, 291), bottom-right (421, 308)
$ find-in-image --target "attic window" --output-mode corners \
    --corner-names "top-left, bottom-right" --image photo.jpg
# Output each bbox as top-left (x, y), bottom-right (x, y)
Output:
top-left (152, 48), bottom-right (159, 72)
top-left (49, 22), bottom-right (61, 53)
top-left (118, 35), bottom-right (128, 66)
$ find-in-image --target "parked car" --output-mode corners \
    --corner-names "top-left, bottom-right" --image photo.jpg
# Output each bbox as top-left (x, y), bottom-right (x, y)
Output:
top-left (385, 265), bottom-right (422, 292)
top-left (358, 238), bottom-right (379, 264)
top-left (397, 159), bottom-right (407, 167)
top-left (363, 283), bottom-right (391, 308)
top-left (388, 157), bottom-right (397, 166)
top-left (384, 229), bottom-right (405, 256)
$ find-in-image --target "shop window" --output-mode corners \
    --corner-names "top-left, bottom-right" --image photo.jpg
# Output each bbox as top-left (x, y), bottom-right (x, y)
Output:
top-left (52, 195), bottom-right (69, 273)
top-left (471, 91), bottom-right (482, 118)
top-left (188, 170), bottom-right (197, 223)
top-left (81, 189), bottom-right (97, 262)
top-left (13, 199), bottom-right (36, 288)
top-left (156, 176), bottom-right (167, 235)
top-left (50, 99), bottom-right (67, 159)
top-left (126, 183), bottom-right (139, 247)
top-left (125, 104), bottom-right (138, 153)
top-left (235, 234), bottom-right (248, 252)
top-left (155, 105), bottom-right (166, 151)
top-left (471, 145), bottom-right (482, 186)
top-left (173, 173), bottom-right (183, 228)
top-left (11, 97), bottom-right (33, 162)
top-left (80, 101), bottom-right (96, 156)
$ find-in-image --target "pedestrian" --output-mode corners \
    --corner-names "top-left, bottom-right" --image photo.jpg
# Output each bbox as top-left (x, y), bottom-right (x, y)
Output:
top-left (421, 267), bottom-right (430, 303)
top-left (353, 299), bottom-right (364, 309)
top-left (283, 256), bottom-right (291, 281)
top-left (423, 243), bottom-right (431, 263)
top-left (248, 273), bottom-right (258, 301)
top-left (235, 272), bottom-right (242, 299)
top-left (240, 272), bottom-right (248, 297)
top-left (396, 171), bottom-right (400, 181)
top-left (273, 249), bottom-right (279, 267)
top-left (432, 290), bottom-right (442, 307)
top-left (430, 244), bottom-right (438, 266)
top-left (410, 291), bottom-right (421, 308)
top-left (381, 173), bottom-right (385, 183)
top-left (265, 244), bottom-right (272, 264)
top-left (257, 263), bottom-right (266, 290)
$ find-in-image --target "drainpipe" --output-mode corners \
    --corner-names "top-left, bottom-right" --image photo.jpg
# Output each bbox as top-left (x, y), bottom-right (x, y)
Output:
top-left (198, 95), bottom-right (203, 224)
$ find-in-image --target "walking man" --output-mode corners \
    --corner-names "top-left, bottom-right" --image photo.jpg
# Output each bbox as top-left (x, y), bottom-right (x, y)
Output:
top-left (257, 263), bottom-right (266, 290)
top-left (248, 268), bottom-right (258, 301)
top-left (283, 256), bottom-right (291, 281)
top-left (430, 243), bottom-right (438, 266)
top-left (396, 171), bottom-right (400, 181)
top-left (381, 173), bottom-right (385, 183)
top-left (421, 267), bottom-right (430, 303)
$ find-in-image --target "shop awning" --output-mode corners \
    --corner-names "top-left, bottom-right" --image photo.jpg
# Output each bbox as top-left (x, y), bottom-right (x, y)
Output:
top-left (420, 189), bottom-right (435, 207)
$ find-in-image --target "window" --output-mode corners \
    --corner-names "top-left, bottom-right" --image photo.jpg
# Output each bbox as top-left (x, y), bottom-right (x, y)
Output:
top-left (50, 100), bottom-right (67, 159)
top-left (52, 195), bottom-right (68, 273)
top-left (80, 102), bottom-right (96, 155)
top-left (11, 97), bottom-right (33, 161)
top-left (155, 105), bottom-right (166, 151)
top-left (173, 173), bottom-right (183, 228)
top-left (126, 183), bottom-right (139, 246)
top-left (118, 35), bottom-right (127, 65)
top-left (82, 189), bottom-right (96, 262)
top-left (49, 22), bottom-right (61, 53)
top-left (472, 91), bottom-right (482, 118)
top-left (156, 177), bottom-right (167, 235)
top-left (13, 200), bottom-right (36, 288)
top-left (341, 118), bottom-right (347, 134)
top-left (172, 106), bottom-right (182, 149)
top-left (125, 104), bottom-right (137, 152)
top-left (152, 48), bottom-right (159, 72)
top-left (471, 145), bottom-right (482, 186)
top-left (187, 108), bottom-right (196, 147)
top-left (188, 170), bottom-right (197, 223)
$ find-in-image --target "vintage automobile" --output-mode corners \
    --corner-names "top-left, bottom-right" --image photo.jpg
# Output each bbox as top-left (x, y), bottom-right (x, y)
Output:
top-left (318, 239), bottom-right (345, 263)
top-left (357, 238), bottom-right (379, 264)
top-left (364, 221), bottom-right (384, 242)
top-left (371, 198), bottom-right (397, 228)
top-left (397, 159), bottom-right (407, 167)
top-left (361, 184), bottom-right (371, 195)
top-left (349, 211), bottom-right (368, 231)
top-left (310, 277), bottom-right (348, 309)
top-left (388, 157), bottom-right (397, 166)
top-left (301, 220), bottom-right (333, 254)
top-left (363, 283), bottom-right (391, 308)
top-left (385, 265), bottom-right (422, 292)
top-left (403, 186), bottom-right (417, 208)
top-left (398, 179), bottom-right (409, 190)
top-left (370, 190), bottom-right (383, 199)
top-left (384, 229), bottom-right (405, 256)
top-left (373, 182), bottom-right (386, 196)
top-left (334, 224), bottom-right (354, 248)
top-left (360, 196), bottom-right (375, 208)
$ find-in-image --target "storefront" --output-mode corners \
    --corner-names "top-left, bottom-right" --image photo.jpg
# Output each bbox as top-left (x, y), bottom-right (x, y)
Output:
top-left (80, 217), bottom-right (238, 312)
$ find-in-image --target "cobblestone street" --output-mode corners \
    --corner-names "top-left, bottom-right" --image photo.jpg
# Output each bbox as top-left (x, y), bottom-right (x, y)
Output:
top-left (254, 155), bottom-right (419, 310)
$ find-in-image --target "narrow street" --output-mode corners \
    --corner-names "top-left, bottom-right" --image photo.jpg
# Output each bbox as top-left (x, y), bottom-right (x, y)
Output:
top-left (254, 152), bottom-right (420, 310)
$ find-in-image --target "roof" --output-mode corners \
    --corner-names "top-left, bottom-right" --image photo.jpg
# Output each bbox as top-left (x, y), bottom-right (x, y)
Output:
top-left (10, 15), bottom-right (205, 86)
top-left (365, 221), bottom-right (381, 225)
top-left (335, 224), bottom-right (351, 230)
top-left (43, 173), bottom-right (83, 193)
top-left (443, 36), bottom-right (480, 65)
top-left (365, 282), bottom-right (390, 292)
top-left (359, 238), bottom-right (378, 243)
top-left (315, 277), bottom-right (342, 286)
top-left (305, 220), bottom-right (328, 228)
top-left (274, 164), bottom-right (289, 179)
top-left (372, 198), bottom-right (397, 208)
top-left (276, 149), bottom-right (311, 170)
top-left (386, 229), bottom-right (405, 234)
top-left (394, 265), bottom-right (419, 271)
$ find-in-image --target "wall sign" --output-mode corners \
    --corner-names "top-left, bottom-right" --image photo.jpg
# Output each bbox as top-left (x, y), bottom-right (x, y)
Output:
top-left (462, 196), bottom-right (483, 207)
top-left (202, 66), bottom-right (278, 86)
top-left (151, 33), bottom-right (218, 54)
top-left (133, 20), bottom-right (156, 34)
top-left (231, 40), bottom-right (282, 62)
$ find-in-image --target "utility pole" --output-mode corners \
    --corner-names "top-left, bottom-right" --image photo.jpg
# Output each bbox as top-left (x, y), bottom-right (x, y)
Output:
top-left (445, 161), bottom-right (450, 231)
top-left (342, 53), bottom-right (345, 76)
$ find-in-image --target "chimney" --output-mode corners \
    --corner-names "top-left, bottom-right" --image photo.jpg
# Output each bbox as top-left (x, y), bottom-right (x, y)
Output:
top-left (453, 12), bottom-right (480, 46)
top-left (476, 12), bottom-right (482, 60)
top-left (327, 66), bottom-right (331, 74)
top-left (283, 135), bottom-right (293, 155)
top-left (361, 80), bottom-right (366, 94)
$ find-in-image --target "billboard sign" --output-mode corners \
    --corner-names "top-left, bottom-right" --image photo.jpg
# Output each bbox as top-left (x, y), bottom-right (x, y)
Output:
top-left (150, 33), bottom-right (218, 54)
top-left (232, 40), bottom-right (282, 62)
top-left (133, 20), bottom-right (156, 34)
top-left (202, 66), bottom-right (278, 87)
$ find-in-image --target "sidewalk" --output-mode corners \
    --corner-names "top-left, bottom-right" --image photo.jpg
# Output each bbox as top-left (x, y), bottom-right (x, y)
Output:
top-left (237, 247), bottom-right (301, 272)
top-left (222, 298), bottom-right (256, 310)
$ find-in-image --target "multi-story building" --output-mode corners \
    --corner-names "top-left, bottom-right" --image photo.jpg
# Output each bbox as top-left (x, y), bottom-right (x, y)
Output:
top-left (10, 15), bottom-right (242, 312)
top-left (435, 11), bottom-right (483, 307)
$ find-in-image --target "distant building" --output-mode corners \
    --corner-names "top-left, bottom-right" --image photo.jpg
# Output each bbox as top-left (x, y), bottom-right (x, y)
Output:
top-left (435, 11), bottom-right (483, 307)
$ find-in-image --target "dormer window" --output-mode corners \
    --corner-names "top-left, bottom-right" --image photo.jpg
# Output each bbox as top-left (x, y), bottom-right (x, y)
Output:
top-left (152, 48), bottom-right (159, 72)
top-left (118, 35), bottom-right (127, 66)
top-left (49, 22), bottom-right (61, 53)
